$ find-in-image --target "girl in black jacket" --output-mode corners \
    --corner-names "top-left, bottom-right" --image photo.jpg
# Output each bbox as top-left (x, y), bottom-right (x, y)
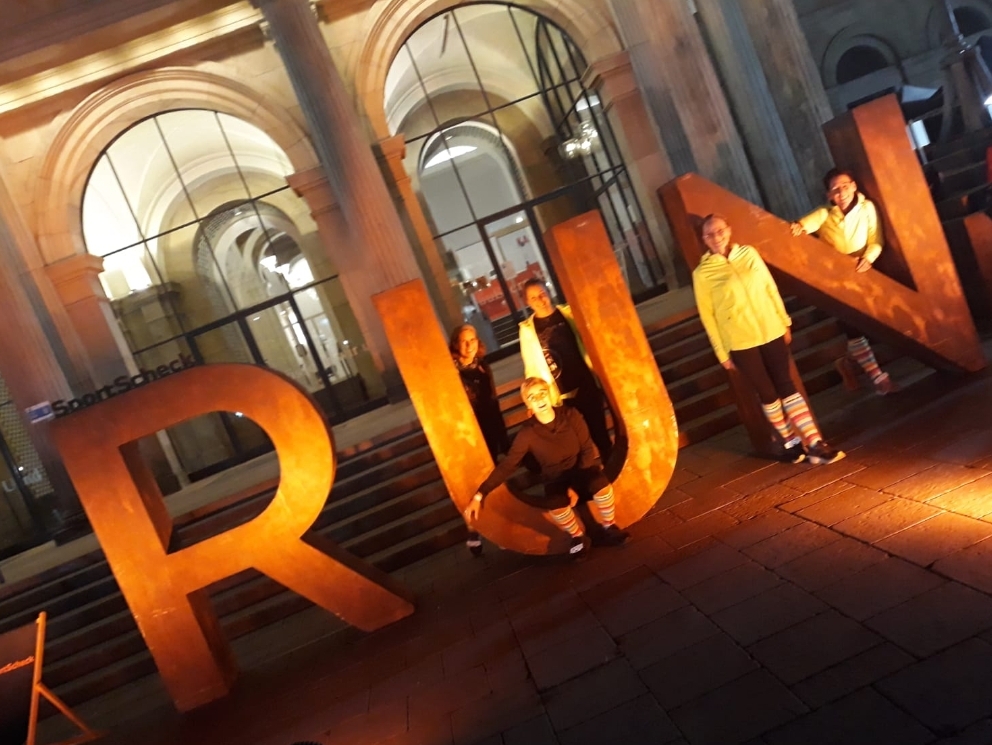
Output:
top-left (464, 377), bottom-right (628, 556)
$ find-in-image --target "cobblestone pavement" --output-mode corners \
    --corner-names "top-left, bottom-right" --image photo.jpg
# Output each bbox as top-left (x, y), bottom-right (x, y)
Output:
top-left (63, 366), bottom-right (992, 745)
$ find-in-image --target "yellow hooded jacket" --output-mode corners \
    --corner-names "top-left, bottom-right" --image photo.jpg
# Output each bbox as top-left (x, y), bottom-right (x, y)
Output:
top-left (692, 244), bottom-right (791, 364)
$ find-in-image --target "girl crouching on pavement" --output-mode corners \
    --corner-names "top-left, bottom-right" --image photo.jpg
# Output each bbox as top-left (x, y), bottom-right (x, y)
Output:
top-left (464, 377), bottom-right (628, 557)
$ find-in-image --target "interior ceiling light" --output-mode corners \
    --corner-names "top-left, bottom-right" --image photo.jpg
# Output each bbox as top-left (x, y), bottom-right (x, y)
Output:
top-left (424, 145), bottom-right (477, 169)
top-left (561, 121), bottom-right (600, 160)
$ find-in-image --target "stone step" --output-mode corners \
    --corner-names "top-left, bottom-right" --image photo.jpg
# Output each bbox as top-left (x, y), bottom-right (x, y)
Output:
top-left (1, 300), bottom-right (877, 713)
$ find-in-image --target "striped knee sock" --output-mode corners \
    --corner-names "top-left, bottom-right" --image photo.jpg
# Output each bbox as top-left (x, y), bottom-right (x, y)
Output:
top-left (549, 507), bottom-right (584, 537)
top-left (781, 393), bottom-right (823, 446)
top-left (592, 487), bottom-right (617, 527)
top-left (761, 400), bottom-right (797, 443)
top-left (848, 337), bottom-right (883, 381)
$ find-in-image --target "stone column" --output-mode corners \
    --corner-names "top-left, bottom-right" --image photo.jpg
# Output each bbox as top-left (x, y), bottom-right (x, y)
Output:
top-left (584, 51), bottom-right (682, 288)
top-left (739, 0), bottom-right (835, 204)
top-left (252, 0), bottom-right (427, 397)
top-left (47, 254), bottom-right (187, 495)
top-left (608, 0), bottom-right (761, 205)
top-left (0, 192), bottom-right (81, 537)
top-left (287, 167), bottom-right (386, 399)
top-left (376, 135), bottom-right (461, 331)
top-left (694, 0), bottom-right (812, 217)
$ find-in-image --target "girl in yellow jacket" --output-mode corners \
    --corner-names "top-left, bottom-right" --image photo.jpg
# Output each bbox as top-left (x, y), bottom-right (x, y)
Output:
top-left (790, 168), bottom-right (894, 395)
top-left (693, 214), bottom-right (844, 465)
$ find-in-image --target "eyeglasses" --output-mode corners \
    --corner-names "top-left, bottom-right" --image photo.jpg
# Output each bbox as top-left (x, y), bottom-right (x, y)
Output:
top-left (525, 390), bottom-right (550, 404)
top-left (702, 227), bottom-right (729, 240)
top-left (828, 181), bottom-right (855, 195)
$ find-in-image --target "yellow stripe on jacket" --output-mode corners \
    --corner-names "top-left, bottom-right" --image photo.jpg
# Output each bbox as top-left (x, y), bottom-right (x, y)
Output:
top-left (692, 244), bottom-right (791, 364)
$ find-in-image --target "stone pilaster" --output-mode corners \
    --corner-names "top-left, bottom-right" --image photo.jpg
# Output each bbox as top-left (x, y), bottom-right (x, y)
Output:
top-left (376, 135), bottom-right (461, 331)
top-left (252, 0), bottom-right (427, 398)
top-left (286, 167), bottom-right (386, 399)
top-left (695, 0), bottom-right (812, 217)
top-left (739, 0), bottom-right (835, 204)
top-left (583, 51), bottom-right (682, 288)
top-left (0, 182), bottom-right (81, 535)
top-left (46, 254), bottom-right (187, 495)
top-left (608, 0), bottom-right (761, 205)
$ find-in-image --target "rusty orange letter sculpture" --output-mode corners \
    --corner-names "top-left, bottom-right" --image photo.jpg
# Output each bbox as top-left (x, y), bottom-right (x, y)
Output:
top-left (373, 212), bottom-right (678, 554)
top-left (661, 94), bottom-right (984, 375)
top-left (51, 365), bottom-right (414, 711)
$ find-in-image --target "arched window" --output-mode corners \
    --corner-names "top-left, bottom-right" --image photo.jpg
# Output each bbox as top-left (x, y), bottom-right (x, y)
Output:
top-left (385, 4), bottom-right (666, 350)
top-left (836, 45), bottom-right (891, 84)
top-left (955, 6), bottom-right (992, 36)
top-left (82, 110), bottom-right (379, 476)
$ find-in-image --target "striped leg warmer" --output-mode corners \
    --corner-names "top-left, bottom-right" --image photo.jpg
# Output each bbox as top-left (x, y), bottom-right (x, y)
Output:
top-left (781, 392), bottom-right (823, 446)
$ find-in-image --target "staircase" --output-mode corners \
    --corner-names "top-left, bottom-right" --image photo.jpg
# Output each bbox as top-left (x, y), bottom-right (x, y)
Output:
top-left (0, 299), bottom-right (857, 712)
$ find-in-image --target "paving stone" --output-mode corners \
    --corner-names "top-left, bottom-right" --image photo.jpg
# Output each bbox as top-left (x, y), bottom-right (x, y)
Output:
top-left (747, 611), bottom-right (880, 685)
top-left (724, 462), bottom-right (798, 495)
top-left (409, 664), bottom-right (492, 730)
top-left (450, 684), bottom-right (544, 745)
top-left (815, 557), bottom-right (946, 621)
top-left (883, 463), bottom-right (987, 502)
top-left (742, 522), bottom-right (842, 569)
top-left (711, 583), bottom-right (826, 646)
top-left (369, 653), bottom-right (445, 707)
top-left (502, 714), bottom-right (559, 745)
top-left (321, 698), bottom-right (409, 745)
top-left (639, 633), bottom-right (757, 709)
top-left (794, 486), bottom-right (891, 526)
top-left (670, 485), bottom-right (742, 520)
top-left (557, 694), bottom-right (681, 745)
top-left (631, 508), bottom-right (684, 538)
top-left (580, 565), bottom-right (686, 638)
top-left (865, 581), bottom-right (992, 657)
top-left (543, 659), bottom-right (647, 732)
top-left (485, 649), bottom-right (529, 694)
top-left (933, 537), bottom-right (992, 594)
top-left (929, 475), bottom-right (992, 518)
top-left (790, 642), bottom-right (914, 708)
top-left (874, 512), bottom-right (992, 567)
top-left (779, 480), bottom-right (856, 514)
top-left (442, 618), bottom-right (519, 676)
top-left (762, 686), bottom-right (932, 745)
top-left (721, 484), bottom-right (804, 521)
top-left (681, 561), bottom-right (782, 614)
top-left (654, 540), bottom-right (747, 589)
top-left (717, 510), bottom-right (803, 549)
top-left (669, 669), bottom-right (807, 745)
top-left (618, 605), bottom-right (720, 670)
top-left (929, 428), bottom-right (992, 466)
top-left (877, 637), bottom-right (992, 734)
top-left (658, 510), bottom-right (739, 549)
top-left (933, 719), bottom-right (992, 745)
top-left (774, 536), bottom-right (888, 592)
top-left (524, 624), bottom-right (617, 691)
top-left (831, 498), bottom-right (942, 543)
top-left (508, 591), bottom-right (601, 658)
top-left (779, 457), bottom-right (865, 493)
top-left (678, 464), bottom-right (753, 497)
top-left (845, 457), bottom-right (942, 491)
top-left (376, 715), bottom-right (455, 745)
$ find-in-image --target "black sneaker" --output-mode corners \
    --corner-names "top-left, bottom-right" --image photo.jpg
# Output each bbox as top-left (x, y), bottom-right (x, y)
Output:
top-left (569, 535), bottom-right (589, 556)
top-left (466, 531), bottom-right (483, 557)
top-left (781, 437), bottom-right (806, 464)
top-left (597, 524), bottom-right (630, 546)
top-left (806, 441), bottom-right (846, 465)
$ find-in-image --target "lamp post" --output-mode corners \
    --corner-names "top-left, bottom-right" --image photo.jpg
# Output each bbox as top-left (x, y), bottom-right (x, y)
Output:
top-left (935, 0), bottom-right (992, 141)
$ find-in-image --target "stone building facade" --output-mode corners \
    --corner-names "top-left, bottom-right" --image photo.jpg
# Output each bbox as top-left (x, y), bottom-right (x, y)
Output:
top-left (0, 0), bottom-right (956, 556)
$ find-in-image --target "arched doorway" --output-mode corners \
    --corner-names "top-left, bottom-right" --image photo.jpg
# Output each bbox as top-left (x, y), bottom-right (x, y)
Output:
top-left (82, 109), bottom-right (379, 477)
top-left (385, 3), bottom-right (667, 349)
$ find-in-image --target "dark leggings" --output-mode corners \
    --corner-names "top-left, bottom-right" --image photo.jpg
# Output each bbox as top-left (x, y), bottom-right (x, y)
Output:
top-left (729, 336), bottom-right (798, 406)
top-left (565, 384), bottom-right (612, 462)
